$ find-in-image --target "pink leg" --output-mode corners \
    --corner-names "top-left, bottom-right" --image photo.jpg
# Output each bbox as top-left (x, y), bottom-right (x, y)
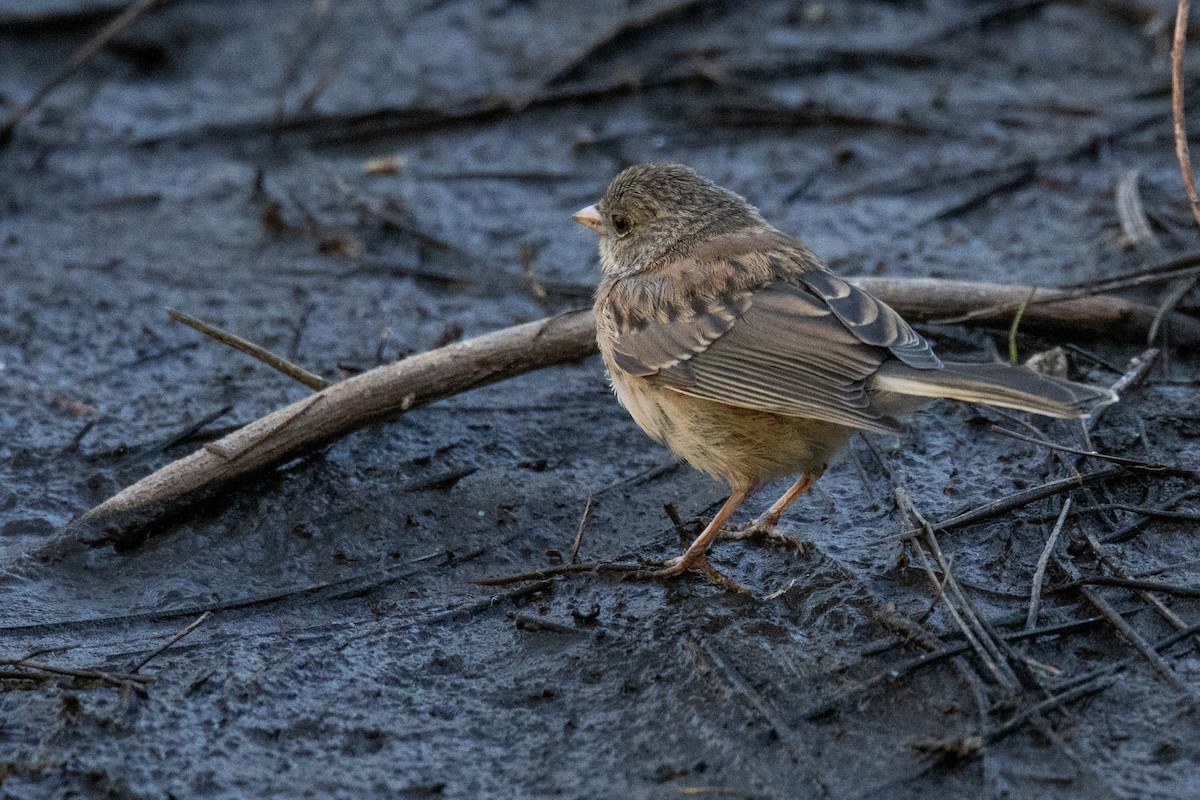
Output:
top-left (636, 488), bottom-right (750, 592)
top-left (723, 468), bottom-right (823, 547)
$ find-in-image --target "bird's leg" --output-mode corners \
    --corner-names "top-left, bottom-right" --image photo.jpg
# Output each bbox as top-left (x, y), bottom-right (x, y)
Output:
top-left (724, 468), bottom-right (824, 549)
top-left (634, 488), bottom-right (750, 592)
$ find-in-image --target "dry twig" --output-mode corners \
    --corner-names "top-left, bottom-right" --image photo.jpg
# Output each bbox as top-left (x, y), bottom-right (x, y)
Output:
top-left (131, 611), bottom-right (213, 673)
top-left (1026, 499), bottom-right (1072, 632)
top-left (167, 308), bottom-right (329, 390)
top-left (569, 495), bottom-right (594, 565)
top-left (989, 425), bottom-right (1199, 478)
top-left (1173, 0), bottom-right (1200, 230)
top-left (0, 656), bottom-right (149, 694)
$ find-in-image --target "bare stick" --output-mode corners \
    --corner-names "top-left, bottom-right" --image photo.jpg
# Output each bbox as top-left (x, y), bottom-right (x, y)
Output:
top-left (896, 489), bottom-right (1016, 689)
top-left (1088, 347), bottom-right (1160, 433)
top-left (0, 657), bottom-right (149, 692)
top-left (1158, 4), bottom-right (1199, 347)
top-left (989, 426), bottom-right (1199, 478)
top-left (874, 465), bottom-right (1124, 545)
top-left (1110, 347), bottom-right (1162, 396)
top-left (1052, 575), bottom-right (1200, 600)
top-left (60, 275), bottom-right (1200, 553)
top-left (0, 0), bottom-right (164, 147)
top-left (1116, 170), bottom-right (1161, 253)
top-left (1054, 555), bottom-right (1197, 699)
top-left (1026, 499), bottom-right (1071, 632)
top-left (167, 308), bottom-right (329, 390)
top-left (473, 561), bottom-right (646, 586)
top-left (862, 277), bottom-right (1200, 342)
top-left (569, 495), bottom-right (594, 565)
top-left (1174, 0), bottom-right (1200, 230)
top-left (1080, 530), bottom-right (1193, 635)
top-left (931, 254), bottom-right (1200, 328)
top-left (61, 310), bottom-right (597, 553)
top-left (131, 610), bottom-right (212, 673)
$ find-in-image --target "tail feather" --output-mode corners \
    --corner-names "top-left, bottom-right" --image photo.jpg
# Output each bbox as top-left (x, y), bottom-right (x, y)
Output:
top-left (871, 361), bottom-right (1118, 420)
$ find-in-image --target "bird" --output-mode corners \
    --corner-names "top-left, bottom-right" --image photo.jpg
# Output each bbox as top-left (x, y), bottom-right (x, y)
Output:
top-left (572, 162), bottom-right (1117, 589)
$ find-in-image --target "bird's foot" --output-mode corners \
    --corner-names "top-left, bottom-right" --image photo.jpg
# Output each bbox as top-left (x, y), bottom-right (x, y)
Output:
top-left (630, 553), bottom-right (750, 594)
top-left (722, 518), bottom-right (807, 553)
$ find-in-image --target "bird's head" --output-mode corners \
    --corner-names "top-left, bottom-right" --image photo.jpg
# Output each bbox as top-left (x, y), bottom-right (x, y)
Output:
top-left (573, 163), bottom-right (765, 277)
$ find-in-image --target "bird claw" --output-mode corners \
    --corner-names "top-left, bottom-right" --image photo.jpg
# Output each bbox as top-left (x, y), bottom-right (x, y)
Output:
top-left (629, 554), bottom-right (750, 593)
top-left (723, 520), bottom-right (808, 553)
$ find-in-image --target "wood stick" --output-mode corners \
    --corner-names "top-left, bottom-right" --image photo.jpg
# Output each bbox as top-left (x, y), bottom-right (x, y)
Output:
top-left (167, 308), bottom-right (329, 390)
top-left (862, 277), bottom-right (1200, 341)
top-left (57, 310), bottom-right (596, 553)
top-left (57, 277), bottom-right (1200, 554)
top-left (1173, 0), bottom-right (1200, 230)
top-left (1026, 499), bottom-right (1071, 632)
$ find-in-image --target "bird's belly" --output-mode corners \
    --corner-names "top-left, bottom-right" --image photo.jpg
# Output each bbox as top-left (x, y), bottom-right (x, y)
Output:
top-left (610, 371), bottom-right (854, 490)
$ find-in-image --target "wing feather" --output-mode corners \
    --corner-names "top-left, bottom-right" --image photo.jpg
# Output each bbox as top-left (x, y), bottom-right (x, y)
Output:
top-left (798, 270), bottom-right (942, 369)
top-left (602, 241), bottom-right (944, 433)
top-left (608, 280), bottom-right (906, 433)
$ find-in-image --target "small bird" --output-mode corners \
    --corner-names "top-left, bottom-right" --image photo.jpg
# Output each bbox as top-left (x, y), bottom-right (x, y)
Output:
top-left (573, 163), bottom-right (1117, 589)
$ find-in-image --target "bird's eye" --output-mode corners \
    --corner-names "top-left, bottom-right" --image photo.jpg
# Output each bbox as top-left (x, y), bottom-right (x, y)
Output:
top-left (610, 214), bottom-right (631, 237)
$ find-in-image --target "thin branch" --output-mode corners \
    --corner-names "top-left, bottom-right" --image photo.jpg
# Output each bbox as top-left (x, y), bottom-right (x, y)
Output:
top-left (989, 425), bottom-right (1199, 478)
top-left (931, 251), bottom-right (1200, 327)
top-left (1052, 574), bottom-right (1200, 599)
top-left (804, 612), bottom-right (1127, 720)
top-left (873, 465), bottom-right (1125, 545)
top-left (1026, 499), bottom-right (1072, 632)
top-left (1088, 347), bottom-right (1161, 433)
top-left (896, 488), bottom-right (1017, 689)
top-left (1173, 0), bottom-right (1200, 229)
top-left (1053, 555), bottom-right (1198, 699)
top-left (569, 494), bottom-right (594, 565)
top-left (131, 611), bottom-right (212, 673)
top-left (1081, 529), bottom-right (1195, 636)
top-left (0, 657), bottom-right (149, 693)
top-left (167, 308), bottom-right (329, 390)
top-left (473, 561), bottom-right (646, 586)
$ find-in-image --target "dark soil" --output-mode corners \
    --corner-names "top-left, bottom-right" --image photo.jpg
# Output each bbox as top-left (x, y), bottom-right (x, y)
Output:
top-left (3, 1), bottom-right (1200, 798)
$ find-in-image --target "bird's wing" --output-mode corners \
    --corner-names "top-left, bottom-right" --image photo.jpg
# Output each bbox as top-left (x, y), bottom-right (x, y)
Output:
top-left (609, 277), bottom-right (931, 433)
top-left (796, 269), bottom-right (942, 370)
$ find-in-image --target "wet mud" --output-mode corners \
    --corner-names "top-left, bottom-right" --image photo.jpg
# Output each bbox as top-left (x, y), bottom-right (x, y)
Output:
top-left (3, 1), bottom-right (1200, 798)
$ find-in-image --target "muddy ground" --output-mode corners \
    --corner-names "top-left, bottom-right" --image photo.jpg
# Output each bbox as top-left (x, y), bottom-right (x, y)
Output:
top-left (3, 0), bottom-right (1200, 797)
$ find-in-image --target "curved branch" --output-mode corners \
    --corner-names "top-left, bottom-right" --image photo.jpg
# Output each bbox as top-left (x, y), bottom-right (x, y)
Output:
top-left (55, 278), bottom-right (1200, 555)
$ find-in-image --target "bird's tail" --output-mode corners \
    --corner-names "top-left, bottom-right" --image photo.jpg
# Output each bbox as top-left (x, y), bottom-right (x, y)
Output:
top-left (871, 361), bottom-right (1118, 419)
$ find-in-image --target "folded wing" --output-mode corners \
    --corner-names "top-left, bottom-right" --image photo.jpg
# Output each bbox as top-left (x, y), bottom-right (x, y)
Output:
top-left (609, 274), bottom-right (940, 434)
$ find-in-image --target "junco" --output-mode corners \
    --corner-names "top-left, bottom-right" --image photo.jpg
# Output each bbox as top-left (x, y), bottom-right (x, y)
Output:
top-left (573, 163), bottom-right (1116, 589)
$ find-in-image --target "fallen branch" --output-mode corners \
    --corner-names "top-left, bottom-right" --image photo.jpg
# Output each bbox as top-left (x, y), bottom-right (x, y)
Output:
top-left (989, 425), bottom-right (1200, 478)
top-left (57, 277), bottom-right (1200, 554)
top-left (55, 309), bottom-right (596, 554)
top-left (934, 250), bottom-right (1200, 325)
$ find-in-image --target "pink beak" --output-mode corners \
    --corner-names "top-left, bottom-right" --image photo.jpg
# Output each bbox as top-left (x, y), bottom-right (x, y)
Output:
top-left (572, 203), bottom-right (604, 233)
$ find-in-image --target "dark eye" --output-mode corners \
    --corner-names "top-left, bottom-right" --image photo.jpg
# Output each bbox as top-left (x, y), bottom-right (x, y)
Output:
top-left (610, 214), bottom-right (631, 236)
